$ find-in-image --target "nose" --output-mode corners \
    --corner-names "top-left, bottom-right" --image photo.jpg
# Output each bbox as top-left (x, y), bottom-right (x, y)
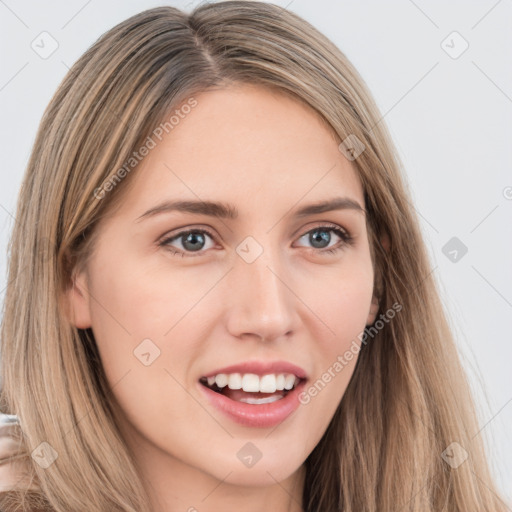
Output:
top-left (225, 244), bottom-right (298, 343)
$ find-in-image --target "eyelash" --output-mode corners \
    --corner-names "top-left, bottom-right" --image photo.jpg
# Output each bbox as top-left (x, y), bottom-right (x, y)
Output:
top-left (158, 223), bottom-right (354, 258)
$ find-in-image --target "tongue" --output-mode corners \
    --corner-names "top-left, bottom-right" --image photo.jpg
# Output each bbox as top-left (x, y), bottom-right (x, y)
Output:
top-left (222, 388), bottom-right (286, 402)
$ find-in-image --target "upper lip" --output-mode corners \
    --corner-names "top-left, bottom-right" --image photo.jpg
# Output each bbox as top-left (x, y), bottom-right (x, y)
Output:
top-left (201, 360), bottom-right (308, 380)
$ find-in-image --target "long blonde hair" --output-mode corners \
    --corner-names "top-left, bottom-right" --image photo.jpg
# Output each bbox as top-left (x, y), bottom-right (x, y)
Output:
top-left (0, 2), bottom-right (508, 511)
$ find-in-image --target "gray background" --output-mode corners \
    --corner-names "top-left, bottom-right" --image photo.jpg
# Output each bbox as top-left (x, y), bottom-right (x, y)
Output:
top-left (0, 0), bottom-right (511, 503)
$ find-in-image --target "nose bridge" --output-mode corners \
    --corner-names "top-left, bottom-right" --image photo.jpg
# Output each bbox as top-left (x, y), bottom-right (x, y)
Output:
top-left (226, 236), bottom-right (296, 341)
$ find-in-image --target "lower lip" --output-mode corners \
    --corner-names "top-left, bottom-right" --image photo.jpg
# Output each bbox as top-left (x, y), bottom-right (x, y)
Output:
top-left (198, 380), bottom-right (307, 428)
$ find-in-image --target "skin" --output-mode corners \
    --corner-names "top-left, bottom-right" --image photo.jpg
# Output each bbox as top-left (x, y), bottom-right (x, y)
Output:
top-left (67, 83), bottom-right (381, 512)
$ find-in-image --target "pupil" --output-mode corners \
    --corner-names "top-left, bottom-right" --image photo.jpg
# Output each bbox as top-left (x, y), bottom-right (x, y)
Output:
top-left (183, 232), bottom-right (204, 251)
top-left (311, 230), bottom-right (330, 248)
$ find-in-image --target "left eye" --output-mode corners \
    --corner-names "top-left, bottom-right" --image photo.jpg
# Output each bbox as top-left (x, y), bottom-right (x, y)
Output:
top-left (159, 224), bottom-right (353, 257)
top-left (295, 225), bottom-right (352, 253)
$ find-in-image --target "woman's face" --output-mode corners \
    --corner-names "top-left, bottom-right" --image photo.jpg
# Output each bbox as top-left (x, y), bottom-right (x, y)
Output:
top-left (68, 84), bottom-right (379, 496)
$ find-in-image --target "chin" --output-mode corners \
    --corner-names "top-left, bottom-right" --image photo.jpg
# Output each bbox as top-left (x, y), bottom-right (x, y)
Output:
top-left (210, 457), bottom-right (302, 487)
top-left (223, 468), bottom-right (293, 487)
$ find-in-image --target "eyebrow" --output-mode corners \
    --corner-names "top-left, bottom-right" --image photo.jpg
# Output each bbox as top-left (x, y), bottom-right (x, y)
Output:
top-left (135, 196), bottom-right (366, 222)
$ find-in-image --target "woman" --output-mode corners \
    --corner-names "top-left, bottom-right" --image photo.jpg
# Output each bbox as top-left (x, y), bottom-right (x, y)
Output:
top-left (0, 2), bottom-right (508, 511)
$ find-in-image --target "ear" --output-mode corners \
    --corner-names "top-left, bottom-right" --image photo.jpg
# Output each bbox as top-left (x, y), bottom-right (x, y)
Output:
top-left (366, 294), bottom-right (380, 326)
top-left (65, 270), bottom-right (92, 329)
top-left (380, 232), bottom-right (390, 253)
top-left (366, 231), bottom-right (389, 325)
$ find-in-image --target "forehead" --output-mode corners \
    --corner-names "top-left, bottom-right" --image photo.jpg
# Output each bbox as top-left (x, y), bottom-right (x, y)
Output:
top-left (119, 84), bottom-right (364, 218)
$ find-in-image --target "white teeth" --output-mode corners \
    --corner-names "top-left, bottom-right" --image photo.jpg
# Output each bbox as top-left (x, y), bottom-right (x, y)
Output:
top-left (239, 395), bottom-right (283, 405)
top-left (215, 373), bottom-right (228, 388)
top-left (203, 372), bottom-right (300, 393)
top-left (228, 373), bottom-right (242, 390)
top-left (284, 374), bottom-right (296, 390)
top-left (259, 374), bottom-right (277, 393)
top-left (242, 373), bottom-right (260, 392)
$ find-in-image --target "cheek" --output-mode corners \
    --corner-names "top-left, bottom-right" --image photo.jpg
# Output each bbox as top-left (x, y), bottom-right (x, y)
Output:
top-left (84, 253), bottom-right (173, 392)
top-left (87, 248), bottom-right (200, 345)
top-left (309, 259), bottom-right (374, 349)
top-left (85, 248), bottom-right (222, 395)
top-left (84, 254), bottom-right (205, 442)
top-left (299, 261), bottom-right (373, 407)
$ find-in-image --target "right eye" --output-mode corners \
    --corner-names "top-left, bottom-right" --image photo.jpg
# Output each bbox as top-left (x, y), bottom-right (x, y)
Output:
top-left (159, 228), bottom-right (217, 257)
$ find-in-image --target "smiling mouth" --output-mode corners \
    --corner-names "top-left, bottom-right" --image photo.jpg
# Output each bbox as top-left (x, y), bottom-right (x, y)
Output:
top-left (199, 373), bottom-right (304, 405)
